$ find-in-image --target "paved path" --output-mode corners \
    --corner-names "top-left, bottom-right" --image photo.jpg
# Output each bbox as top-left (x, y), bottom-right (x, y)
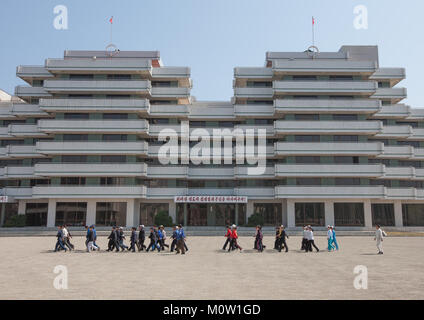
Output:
top-left (0, 236), bottom-right (422, 299)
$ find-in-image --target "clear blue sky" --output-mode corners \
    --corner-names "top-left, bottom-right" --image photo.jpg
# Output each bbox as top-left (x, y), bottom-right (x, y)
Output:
top-left (0, 0), bottom-right (423, 105)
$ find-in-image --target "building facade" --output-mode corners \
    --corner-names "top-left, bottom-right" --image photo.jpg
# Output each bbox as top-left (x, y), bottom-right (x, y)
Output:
top-left (1, 46), bottom-right (424, 229)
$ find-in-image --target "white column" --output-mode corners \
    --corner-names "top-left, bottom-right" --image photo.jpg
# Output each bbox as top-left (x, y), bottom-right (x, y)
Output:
top-left (287, 199), bottom-right (295, 228)
top-left (169, 200), bottom-right (176, 224)
top-left (86, 200), bottom-right (96, 226)
top-left (324, 200), bottom-right (334, 226)
top-left (364, 199), bottom-right (372, 228)
top-left (394, 201), bottom-right (403, 227)
top-left (47, 199), bottom-right (56, 227)
top-left (18, 200), bottom-right (26, 215)
top-left (246, 200), bottom-right (254, 225)
top-left (133, 200), bottom-right (140, 227)
top-left (126, 199), bottom-right (135, 227)
top-left (281, 199), bottom-right (288, 227)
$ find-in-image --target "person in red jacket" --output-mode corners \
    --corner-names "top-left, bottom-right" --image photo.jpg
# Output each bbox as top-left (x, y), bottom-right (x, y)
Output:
top-left (222, 225), bottom-right (232, 250)
top-left (228, 224), bottom-right (242, 252)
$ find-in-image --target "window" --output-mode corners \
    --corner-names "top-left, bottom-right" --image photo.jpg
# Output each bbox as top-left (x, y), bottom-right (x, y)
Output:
top-left (295, 114), bottom-right (319, 121)
top-left (102, 134), bottom-right (127, 141)
top-left (100, 177), bottom-right (126, 185)
top-left (253, 203), bottom-right (282, 226)
top-left (334, 135), bottom-right (358, 142)
top-left (371, 204), bottom-right (395, 226)
top-left (296, 178), bottom-right (321, 186)
top-left (329, 75), bottom-right (353, 81)
top-left (334, 156), bottom-right (359, 164)
top-left (55, 202), bottom-right (87, 226)
top-left (398, 161), bottom-right (422, 168)
top-left (295, 156), bottom-right (321, 164)
top-left (25, 203), bottom-right (48, 226)
top-left (63, 134), bottom-right (88, 141)
top-left (107, 74), bottom-right (131, 80)
top-left (295, 135), bottom-right (320, 142)
top-left (293, 75), bottom-right (317, 81)
top-left (95, 202), bottom-right (127, 226)
top-left (140, 203), bottom-right (169, 226)
top-left (333, 114), bottom-right (358, 121)
top-left (64, 113), bottom-right (89, 120)
top-left (60, 177), bottom-right (86, 185)
top-left (335, 178), bottom-right (360, 186)
top-left (402, 204), bottom-right (424, 226)
top-left (69, 74), bottom-right (93, 80)
top-left (295, 203), bottom-right (325, 226)
top-left (397, 141), bottom-right (420, 148)
top-left (101, 155), bottom-right (126, 163)
top-left (246, 81), bottom-right (272, 87)
top-left (334, 203), bottom-right (364, 226)
top-left (102, 113), bottom-right (128, 120)
top-left (62, 155), bottom-right (87, 163)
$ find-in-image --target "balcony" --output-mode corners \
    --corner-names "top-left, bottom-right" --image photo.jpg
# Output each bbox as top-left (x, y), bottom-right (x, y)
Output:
top-left (148, 124), bottom-right (182, 137)
top-left (234, 166), bottom-right (275, 179)
top-left (152, 67), bottom-right (191, 78)
top-left (233, 87), bottom-right (273, 99)
top-left (275, 99), bottom-right (381, 114)
top-left (410, 128), bottom-right (424, 140)
top-left (39, 98), bottom-right (150, 113)
top-left (274, 120), bottom-right (381, 135)
top-left (234, 124), bottom-right (274, 137)
top-left (45, 58), bottom-right (152, 74)
top-left (10, 104), bottom-right (49, 117)
top-left (149, 104), bottom-right (189, 117)
top-left (188, 167), bottom-right (234, 179)
top-left (147, 166), bottom-right (188, 179)
top-left (375, 125), bottom-right (412, 139)
top-left (0, 167), bottom-right (35, 179)
top-left (8, 124), bottom-right (46, 137)
top-left (14, 86), bottom-right (51, 98)
top-left (147, 187), bottom-right (187, 199)
top-left (372, 88), bottom-right (407, 103)
top-left (369, 68), bottom-right (406, 85)
top-left (234, 104), bottom-right (274, 117)
top-left (16, 65), bottom-right (53, 79)
top-left (274, 164), bottom-right (384, 178)
top-left (190, 102), bottom-right (234, 119)
top-left (383, 167), bottom-right (415, 180)
top-left (34, 163), bottom-right (147, 177)
top-left (32, 186), bottom-right (147, 199)
top-left (377, 145), bottom-right (414, 159)
top-left (37, 141), bottom-right (148, 155)
top-left (275, 185), bottom-right (385, 199)
top-left (274, 142), bottom-right (383, 156)
top-left (43, 80), bottom-right (151, 94)
top-left (7, 145), bottom-right (43, 158)
top-left (372, 104), bottom-right (410, 119)
top-left (150, 87), bottom-right (191, 98)
top-left (2, 187), bottom-right (33, 199)
top-left (273, 80), bottom-right (377, 96)
top-left (235, 187), bottom-right (275, 199)
top-left (385, 188), bottom-right (417, 200)
top-left (38, 119), bottom-right (149, 134)
top-left (272, 60), bottom-right (377, 74)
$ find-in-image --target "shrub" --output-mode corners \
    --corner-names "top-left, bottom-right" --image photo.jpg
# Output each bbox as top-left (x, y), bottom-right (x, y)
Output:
top-left (246, 212), bottom-right (264, 227)
top-left (3, 215), bottom-right (26, 227)
top-left (154, 211), bottom-right (173, 227)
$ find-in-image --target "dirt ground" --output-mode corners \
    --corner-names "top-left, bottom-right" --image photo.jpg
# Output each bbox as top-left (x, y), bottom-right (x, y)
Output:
top-left (0, 236), bottom-right (423, 300)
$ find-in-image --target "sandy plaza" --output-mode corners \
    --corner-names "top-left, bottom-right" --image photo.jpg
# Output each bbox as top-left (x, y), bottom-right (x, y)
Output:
top-left (0, 235), bottom-right (423, 300)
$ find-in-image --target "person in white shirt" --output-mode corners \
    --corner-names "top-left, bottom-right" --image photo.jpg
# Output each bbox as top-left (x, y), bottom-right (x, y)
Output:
top-left (374, 224), bottom-right (387, 254)
top-left (62, 225), bottom-right (74, 251)
top-left (306, 226), bottom-right (319, 252)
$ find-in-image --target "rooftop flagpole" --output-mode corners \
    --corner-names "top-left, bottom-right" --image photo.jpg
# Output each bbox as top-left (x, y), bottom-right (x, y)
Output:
top-left (312, 16), bottom-right (315, 47)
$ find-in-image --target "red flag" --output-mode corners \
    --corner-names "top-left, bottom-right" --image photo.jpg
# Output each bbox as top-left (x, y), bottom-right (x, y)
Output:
top-left (109, 16), bottom-right (113, 24)
top-left (312, 16), bottom-right (315, 25)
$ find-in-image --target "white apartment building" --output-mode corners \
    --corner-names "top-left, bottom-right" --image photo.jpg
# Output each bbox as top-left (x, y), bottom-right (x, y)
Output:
top-left (0, 46), bottom-right (423, 229)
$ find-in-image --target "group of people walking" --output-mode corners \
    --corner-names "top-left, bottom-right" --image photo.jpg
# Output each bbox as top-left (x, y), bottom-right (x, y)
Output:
top-left (54, 223), bottom-right (387, 255)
